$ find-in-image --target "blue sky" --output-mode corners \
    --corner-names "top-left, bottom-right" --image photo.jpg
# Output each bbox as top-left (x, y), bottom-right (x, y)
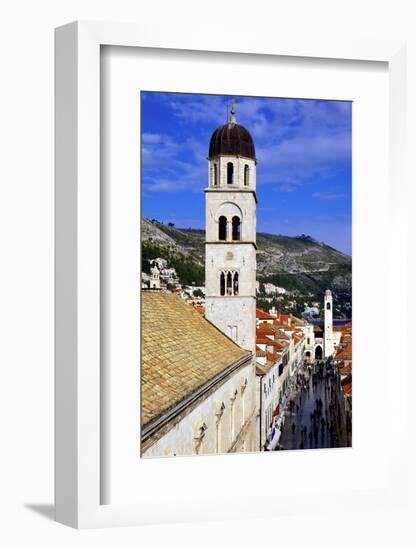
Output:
top-left (141, 92), bottom-right (352, 254)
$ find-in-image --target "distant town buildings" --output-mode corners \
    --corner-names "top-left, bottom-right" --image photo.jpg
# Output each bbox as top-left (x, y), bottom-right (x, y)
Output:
top-left (263, 282), bottom-right (286, 295)
top-left (149, 264), bottom-right (161, 290)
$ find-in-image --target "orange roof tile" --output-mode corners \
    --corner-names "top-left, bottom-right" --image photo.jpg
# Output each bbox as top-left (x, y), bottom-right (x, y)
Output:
top-left (276, 313), bottom-right (291, 324)
top-left (256, 327), bottom-right (276, 336)
top-left (256, 336), bottom-right (275, 345)
top-left (339, 362), bottom-right (352, 373)
top-left (256, 308), bottom-right (275, 320)
top-left (274, 342), bottom-right (286, 351)
top-left (341, 373), bottom-right (352, 396)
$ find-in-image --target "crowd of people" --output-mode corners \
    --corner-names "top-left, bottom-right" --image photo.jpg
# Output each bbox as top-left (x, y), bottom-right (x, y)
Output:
top-left (278, 358), bottom-right (348, 450)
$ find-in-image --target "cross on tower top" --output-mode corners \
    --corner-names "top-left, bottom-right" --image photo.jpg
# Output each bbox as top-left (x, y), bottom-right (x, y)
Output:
top-left (229, 99), bottom-right (237, 125)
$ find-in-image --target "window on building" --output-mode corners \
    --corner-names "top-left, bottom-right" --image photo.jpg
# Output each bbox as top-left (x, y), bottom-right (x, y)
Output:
top-left (213, 163), bottom-right (218, 186)
top-left (327, 302), bottom-right (331, 310)
top-left (307, 337), bottom-right (310, 345)
top-left (233, 272), bottom-right (239, 295)
top-left (227, 162), bottom-right (234, 184)
top-left (232, 216), bottom-right (241, 241)
top-left (218, 216), bottom-right (227, 240)
top-left (220, 272), bottom-right (225, 296)
top-left (226, 271), bottom-right (233, 295)
top-left (244, 164), bottom-right (249, 186)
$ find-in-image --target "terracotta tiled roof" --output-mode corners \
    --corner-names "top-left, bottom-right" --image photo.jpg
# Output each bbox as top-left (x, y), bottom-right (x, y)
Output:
top-left (273, 342), bottom-right (286, 351)
top-left (336, 340), bottom-right (352, 361)
top-left (260, 322), bottom-right (289, 339)
top-left (275, 329), bottom-right (290, 340)
top-left (256, 308), bottom-right (275, 320)
top-left (341, 373), bottom-right (352, 396)
top-left (334, 322), bottom-right (352, 334)
top-left (336, 349), bottom-right (352, 361)
top-left (339, 362), bottom-right (352, 374)
top-left (290, 314), bottom-right (306, 326)
top-left (273, 319), bottom-right (298, 332)
top-left (256, 335), bottom-right (274, 345)
top-left (256, 361), bottom-right (274, 375)
top-left (256, 325), bottom-right (276, 336)
top-left (141, 292), bottom-right (250, 428)
top-left (275, 313), bottom-right (291, 325)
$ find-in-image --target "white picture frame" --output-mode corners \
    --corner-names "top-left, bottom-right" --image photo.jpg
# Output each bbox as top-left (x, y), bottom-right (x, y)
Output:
top-left (55, 21), bottom-right (407, 529)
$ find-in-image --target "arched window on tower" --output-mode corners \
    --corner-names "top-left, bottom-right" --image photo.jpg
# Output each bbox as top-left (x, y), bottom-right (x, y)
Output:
top-left (220, 272), bottom-right (225, 296)
top-left (227, 162), bottom-right (234, 184)
top-left (226, 272), bottom-right (233, 295)
top-left (233, 272), bottom-right (239, 295)
top-left (327, 302), bottom-right (331, 310)
top-left (244, 164), bottom-right (249, 186)
top-left (213, 163), bottom-right (218, 186)
top-left (232, 216), bottom-right (241, 241)
top-left (218, 216), bottom-right (227, 240)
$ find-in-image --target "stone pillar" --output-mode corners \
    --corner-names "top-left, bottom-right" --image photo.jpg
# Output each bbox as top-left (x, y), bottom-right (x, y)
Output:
top-left (226, 220), bottom-right (232, 241)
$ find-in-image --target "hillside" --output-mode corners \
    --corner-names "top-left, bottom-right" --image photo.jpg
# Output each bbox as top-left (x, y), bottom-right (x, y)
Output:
top-left (141, 219), bottom-right (351, 295)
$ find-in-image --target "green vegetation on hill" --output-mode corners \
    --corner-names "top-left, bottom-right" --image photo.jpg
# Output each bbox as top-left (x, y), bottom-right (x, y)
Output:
top-left (141, 218), bottom-right (351, 299)
top-left (142, 240), bottom-right (204, 286)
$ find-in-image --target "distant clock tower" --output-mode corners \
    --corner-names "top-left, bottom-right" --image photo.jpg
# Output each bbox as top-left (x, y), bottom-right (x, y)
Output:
top-left (204, 102), bottom-right (257, 352)
top-left (324, 289), bottom-right (334, 358)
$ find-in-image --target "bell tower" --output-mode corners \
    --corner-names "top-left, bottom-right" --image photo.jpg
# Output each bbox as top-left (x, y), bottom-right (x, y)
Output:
top-left (204, 102), bottom-right (257, 352)
top-left (324, 289), bottom-right (334, 358)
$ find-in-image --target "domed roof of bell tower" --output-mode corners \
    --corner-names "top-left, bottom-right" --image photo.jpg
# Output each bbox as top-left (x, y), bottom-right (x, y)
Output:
top-left (208, 101), bottom-right (256, 161)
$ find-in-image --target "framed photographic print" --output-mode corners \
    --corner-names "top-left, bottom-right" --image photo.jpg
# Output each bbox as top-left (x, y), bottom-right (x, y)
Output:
top-left (55, 21), bottom-right (408, 528)
top-left (139, 90), bottom-right (353, 459)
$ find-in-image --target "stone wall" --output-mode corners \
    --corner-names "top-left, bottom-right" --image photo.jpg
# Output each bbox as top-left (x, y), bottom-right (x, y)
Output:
top-left (143, 361), bottom-right (257, 458)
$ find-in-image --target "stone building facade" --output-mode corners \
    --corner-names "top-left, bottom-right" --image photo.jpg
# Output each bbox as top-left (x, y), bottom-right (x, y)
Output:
top-left (204, 104), bottom-right (257, 354)
top-left (141, 292), bottom-right (257, 457)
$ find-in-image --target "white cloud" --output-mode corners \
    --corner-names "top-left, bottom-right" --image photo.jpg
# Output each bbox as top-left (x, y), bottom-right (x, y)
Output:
top-left (312, 192), bottom-right (346, 201)
top-left (142, 95), bottom-right (351, 194)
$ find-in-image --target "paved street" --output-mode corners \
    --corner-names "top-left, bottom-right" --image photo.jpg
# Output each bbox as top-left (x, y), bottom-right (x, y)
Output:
top-left (278, 361), bottom-right (349, 451)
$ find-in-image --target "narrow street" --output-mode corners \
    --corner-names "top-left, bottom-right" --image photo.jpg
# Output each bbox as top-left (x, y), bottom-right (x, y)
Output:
top-left (278, 360), bottom-right (349, 451)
